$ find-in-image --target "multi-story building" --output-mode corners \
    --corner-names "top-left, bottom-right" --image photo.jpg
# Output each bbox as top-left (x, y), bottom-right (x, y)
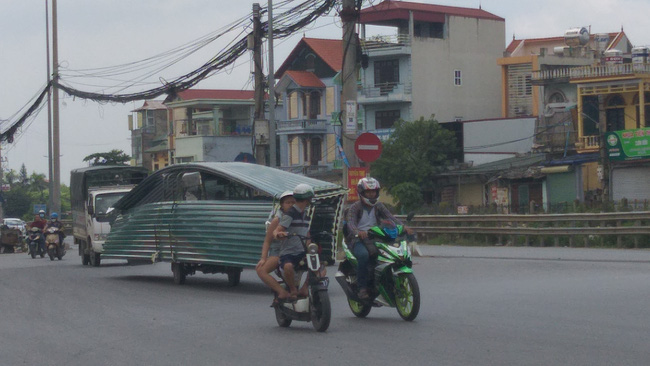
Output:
top-left (163, 89), bottom-right (259, 164)
top-left (357, 0), bottom-right (505, 133)
top-left (128, 100), bottom-right (168, 171)
top-left (274, 37), bottom-right (343, 174)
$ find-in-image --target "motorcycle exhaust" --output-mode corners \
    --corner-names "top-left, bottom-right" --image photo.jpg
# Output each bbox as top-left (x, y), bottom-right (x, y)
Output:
top-left (335, 272), bottom-right (355, 299)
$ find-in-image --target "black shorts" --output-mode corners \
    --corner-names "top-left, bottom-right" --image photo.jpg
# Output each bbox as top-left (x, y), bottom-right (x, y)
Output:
top-left (279, 253), bottom-right (304, 268)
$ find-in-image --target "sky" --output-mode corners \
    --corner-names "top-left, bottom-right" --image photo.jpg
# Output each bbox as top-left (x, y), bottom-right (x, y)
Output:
top-left (2, 0), bottom-right (650, 185)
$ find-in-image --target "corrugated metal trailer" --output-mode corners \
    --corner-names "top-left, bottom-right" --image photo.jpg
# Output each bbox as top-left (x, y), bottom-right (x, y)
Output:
top-left (102, 162), bottom-right (347, 286)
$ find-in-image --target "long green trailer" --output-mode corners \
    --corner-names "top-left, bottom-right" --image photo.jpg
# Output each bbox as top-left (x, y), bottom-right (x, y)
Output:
top-left (103, 162), bottom-right (347, 286)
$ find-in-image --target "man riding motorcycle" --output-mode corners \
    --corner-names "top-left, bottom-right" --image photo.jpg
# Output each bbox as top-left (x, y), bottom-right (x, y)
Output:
top-left (345, 177), bottom-right (412, 300)
top-left (29, 210), bottom-right (47, 254)
top-left (43, 212), bottom-right (65, 245)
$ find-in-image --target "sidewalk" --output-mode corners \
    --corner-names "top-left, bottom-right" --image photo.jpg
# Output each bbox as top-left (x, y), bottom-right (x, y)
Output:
top-left (416, 244), bottom-right (650, 262)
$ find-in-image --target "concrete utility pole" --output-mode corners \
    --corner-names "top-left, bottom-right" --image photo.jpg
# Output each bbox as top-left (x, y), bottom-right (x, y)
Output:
top-left (252, 3), bottom-right (267, 165)
top-left (51, 0), bottom-right (61, 213)
top-left (598, 95), bottom-right (610, 202)
top-left (267, 0), bottom-right (277, 167)
top-left (46, 0), bottom-right (54, 214)
top-left (340, 0), bottom-right (359, 186)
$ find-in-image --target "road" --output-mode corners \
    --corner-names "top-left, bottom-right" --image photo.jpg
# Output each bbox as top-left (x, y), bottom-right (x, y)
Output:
top-left (1, 243), bottom-right (650, 366)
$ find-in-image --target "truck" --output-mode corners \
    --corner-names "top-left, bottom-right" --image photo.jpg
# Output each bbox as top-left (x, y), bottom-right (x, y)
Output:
top-left (70, 165), bottom-right (148, 266)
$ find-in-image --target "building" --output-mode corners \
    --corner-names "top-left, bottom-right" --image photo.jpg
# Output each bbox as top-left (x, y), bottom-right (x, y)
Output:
top-left (163, 89), bottom-right (259, 164)
top-left (274, 37), bottom-right (343, 175)
top-left (128, 100), bottom-right (169, 171)
top-left (357, 0), bottom-right (505, 132)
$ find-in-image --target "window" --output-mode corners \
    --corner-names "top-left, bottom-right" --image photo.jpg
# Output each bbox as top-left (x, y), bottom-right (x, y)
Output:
top-left (454, 70), bottom-right (462, 86)
top-left (146, 110), bottom-right (155, 127)
top-left (606, 94), bottom-right (625, 132)
top-left (375, 110), bottom-right (400, 129)
top-left (374, 59), bottom-right (399, 95)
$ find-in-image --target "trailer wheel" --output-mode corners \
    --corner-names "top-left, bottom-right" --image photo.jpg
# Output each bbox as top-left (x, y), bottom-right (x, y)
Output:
top-left (227, 268), bottom-right (241, 287)
top-left (90, 250), bottom-right (101, 267)
top-left (172, 262), bottom-right (186, 285)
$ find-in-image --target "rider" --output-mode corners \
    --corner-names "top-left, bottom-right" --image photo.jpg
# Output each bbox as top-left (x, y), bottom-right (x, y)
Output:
top-left (29, 210), bottom-right (47, 253)
top-left (256, 191), bottom-right (296, 301)
top-left (345, 177), bottom-right (412, 300)
top-left (44, 212), bottom-right (65, 246)
top-left (274, 183), bottom-right (314, 300)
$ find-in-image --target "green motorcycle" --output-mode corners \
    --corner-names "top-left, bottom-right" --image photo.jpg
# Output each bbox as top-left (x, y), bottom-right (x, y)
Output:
top-left (335, 221), bottom-right (420, 321)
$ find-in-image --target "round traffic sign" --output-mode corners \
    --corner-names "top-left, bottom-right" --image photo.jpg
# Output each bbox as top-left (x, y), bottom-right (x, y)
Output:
top-left (354, 132), bottom-right (382, 162)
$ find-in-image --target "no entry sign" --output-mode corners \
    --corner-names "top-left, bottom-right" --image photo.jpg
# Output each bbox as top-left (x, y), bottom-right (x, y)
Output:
top-left (354, 132), bottom-right (382, 162)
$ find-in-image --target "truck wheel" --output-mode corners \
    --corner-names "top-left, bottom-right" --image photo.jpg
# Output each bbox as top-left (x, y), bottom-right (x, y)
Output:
top-left (90, 250), bottom-right (101, 267)
top-left (172, 263), bottom-right (186, 285)
top-left (81, 242), bottom-right (90, 265)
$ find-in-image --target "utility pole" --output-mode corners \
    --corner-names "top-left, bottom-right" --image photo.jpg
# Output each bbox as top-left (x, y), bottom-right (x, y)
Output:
top-left (267, 0), bottom-right (277, 167)
top-left (340, 0), bottom-right (359, 186)
top-left (0, 146), bottom-right (4, 219)
top-left (46, 0), bottom-right (54, 214)
top-left (51, 0), bottom-right (61, 213)
top-left (252, 3), bottom-right (267, 165)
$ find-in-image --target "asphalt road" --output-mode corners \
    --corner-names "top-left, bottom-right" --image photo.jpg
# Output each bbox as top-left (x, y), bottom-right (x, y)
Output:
top-left (1, 244), bottom-right (650, 366)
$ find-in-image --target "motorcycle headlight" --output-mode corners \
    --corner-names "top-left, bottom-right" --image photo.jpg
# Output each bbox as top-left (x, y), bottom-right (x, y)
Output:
top-left (307, 243), bottom-right (319, 254)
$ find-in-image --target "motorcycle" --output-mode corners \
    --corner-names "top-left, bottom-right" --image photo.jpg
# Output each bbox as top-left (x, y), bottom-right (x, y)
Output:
top-left (336, 218), bottom-right (420, 321)
top-left (27, 227), bottom-right (45, 259)
top-left (45, 226), bottom-right (65, 261)
top-left (272, 233), bottom-right (331, 332)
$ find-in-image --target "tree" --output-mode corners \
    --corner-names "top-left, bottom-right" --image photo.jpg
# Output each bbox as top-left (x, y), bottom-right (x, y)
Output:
top-left (19, 164), bottom-right (28, 186)
top-left (371, 116), bottom-right (458, 202)
top-left (83, 149), bottom-right (130, 166)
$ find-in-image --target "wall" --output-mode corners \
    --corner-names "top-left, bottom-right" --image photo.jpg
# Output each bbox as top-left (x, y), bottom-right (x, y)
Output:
top-left (411, 16), bottom-right (504, 123)
top-left (458, 183), bottom-right (484, 206)
top-left (463, 117), bottom-right (536, 165)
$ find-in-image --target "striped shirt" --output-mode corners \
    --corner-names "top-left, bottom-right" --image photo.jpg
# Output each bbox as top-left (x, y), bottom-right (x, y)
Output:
top-left (278, 204), bottom-right (310, 256)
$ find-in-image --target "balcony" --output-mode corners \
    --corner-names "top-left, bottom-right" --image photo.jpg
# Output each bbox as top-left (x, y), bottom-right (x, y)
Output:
top-left (532, 63), bottom-right (650, 82)
top-left (358, 82), bottom-right (412, 104)
top-left (576, 135), bottom-right (600, 152)
top-left (361, 34), bottom-right (411, 56)
top-left (276, 119), bottom-right (328, 135)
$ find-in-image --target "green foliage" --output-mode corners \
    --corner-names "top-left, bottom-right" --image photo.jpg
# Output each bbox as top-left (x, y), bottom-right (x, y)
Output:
top-left (371, 116), bottom-right (457, 191)
top-left (1, 165), bottom-right (70, 220)
top-left (83, 149), bottom-right (130, 166)
top-left (389, 182), bottom-right (422, 214)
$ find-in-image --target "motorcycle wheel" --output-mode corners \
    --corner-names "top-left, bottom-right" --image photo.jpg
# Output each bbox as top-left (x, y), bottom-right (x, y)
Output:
top-left (394, 273), bottom-right (420, 321)
top-left (348, 297), bottom-right (372, 318)
top-left (57, 246), bottom-right (64, 260)
top-left (310, 292), bottom-right (331, 332)
top-left (274, 306), bottom-right (292, 327)
top-left (48, 247), bottom-right (55, 261)
top-left (30, 247), bottom-right (36, 259)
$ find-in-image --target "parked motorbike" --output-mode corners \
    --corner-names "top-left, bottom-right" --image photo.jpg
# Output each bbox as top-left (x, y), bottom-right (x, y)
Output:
top-left (336, 218), bottom-right (420, 321)
top-left (272, 233), bottom-right (331, 332)
top-left (27, 227), bottom-right (45, 259)
top-left (45, 226), bottom-right (65, 261)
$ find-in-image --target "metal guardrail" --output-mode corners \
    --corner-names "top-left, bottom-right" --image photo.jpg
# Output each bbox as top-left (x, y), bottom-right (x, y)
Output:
top-left (398, 212), bottom-right (650, 248)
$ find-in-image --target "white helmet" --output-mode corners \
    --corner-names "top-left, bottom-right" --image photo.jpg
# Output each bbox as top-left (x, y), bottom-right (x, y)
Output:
top-left (293, 183), bottom-right (314, 201)
top-left (357, 177), bottom-right (380, 206)
top-left (278, 190), bottom-right (294, 203)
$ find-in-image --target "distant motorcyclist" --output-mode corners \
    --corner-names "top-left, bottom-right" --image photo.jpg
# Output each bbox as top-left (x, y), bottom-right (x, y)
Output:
top-left (29, 210), bottom-right (47, 253)
top-left (345, 177), bottom-right (412, 300)
top-left (44, 212), bottom-right (65, 245)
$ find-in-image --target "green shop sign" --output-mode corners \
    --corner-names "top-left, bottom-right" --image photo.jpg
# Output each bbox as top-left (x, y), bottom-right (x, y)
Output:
top-left (605, 128), bottom-right (650, 161)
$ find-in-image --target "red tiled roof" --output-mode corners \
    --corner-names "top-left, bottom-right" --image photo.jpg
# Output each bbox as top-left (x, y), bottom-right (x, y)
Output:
top-left (360, 0), bottom-right (504, 24)
top-left (275, 38), bottom-right (343, 78)
top-left (284, 70), bottom-right (326, 88)
top-left (176, 89), bottom-right (255, 101)
top-left (505, 32), bottom-right (623, 54)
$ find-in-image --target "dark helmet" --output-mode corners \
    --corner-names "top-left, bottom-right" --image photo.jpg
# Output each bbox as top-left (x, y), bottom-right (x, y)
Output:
top-left (293, 183), bottom-right (314, 201)
top-left (357, 177), bottom-right (380, 206)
